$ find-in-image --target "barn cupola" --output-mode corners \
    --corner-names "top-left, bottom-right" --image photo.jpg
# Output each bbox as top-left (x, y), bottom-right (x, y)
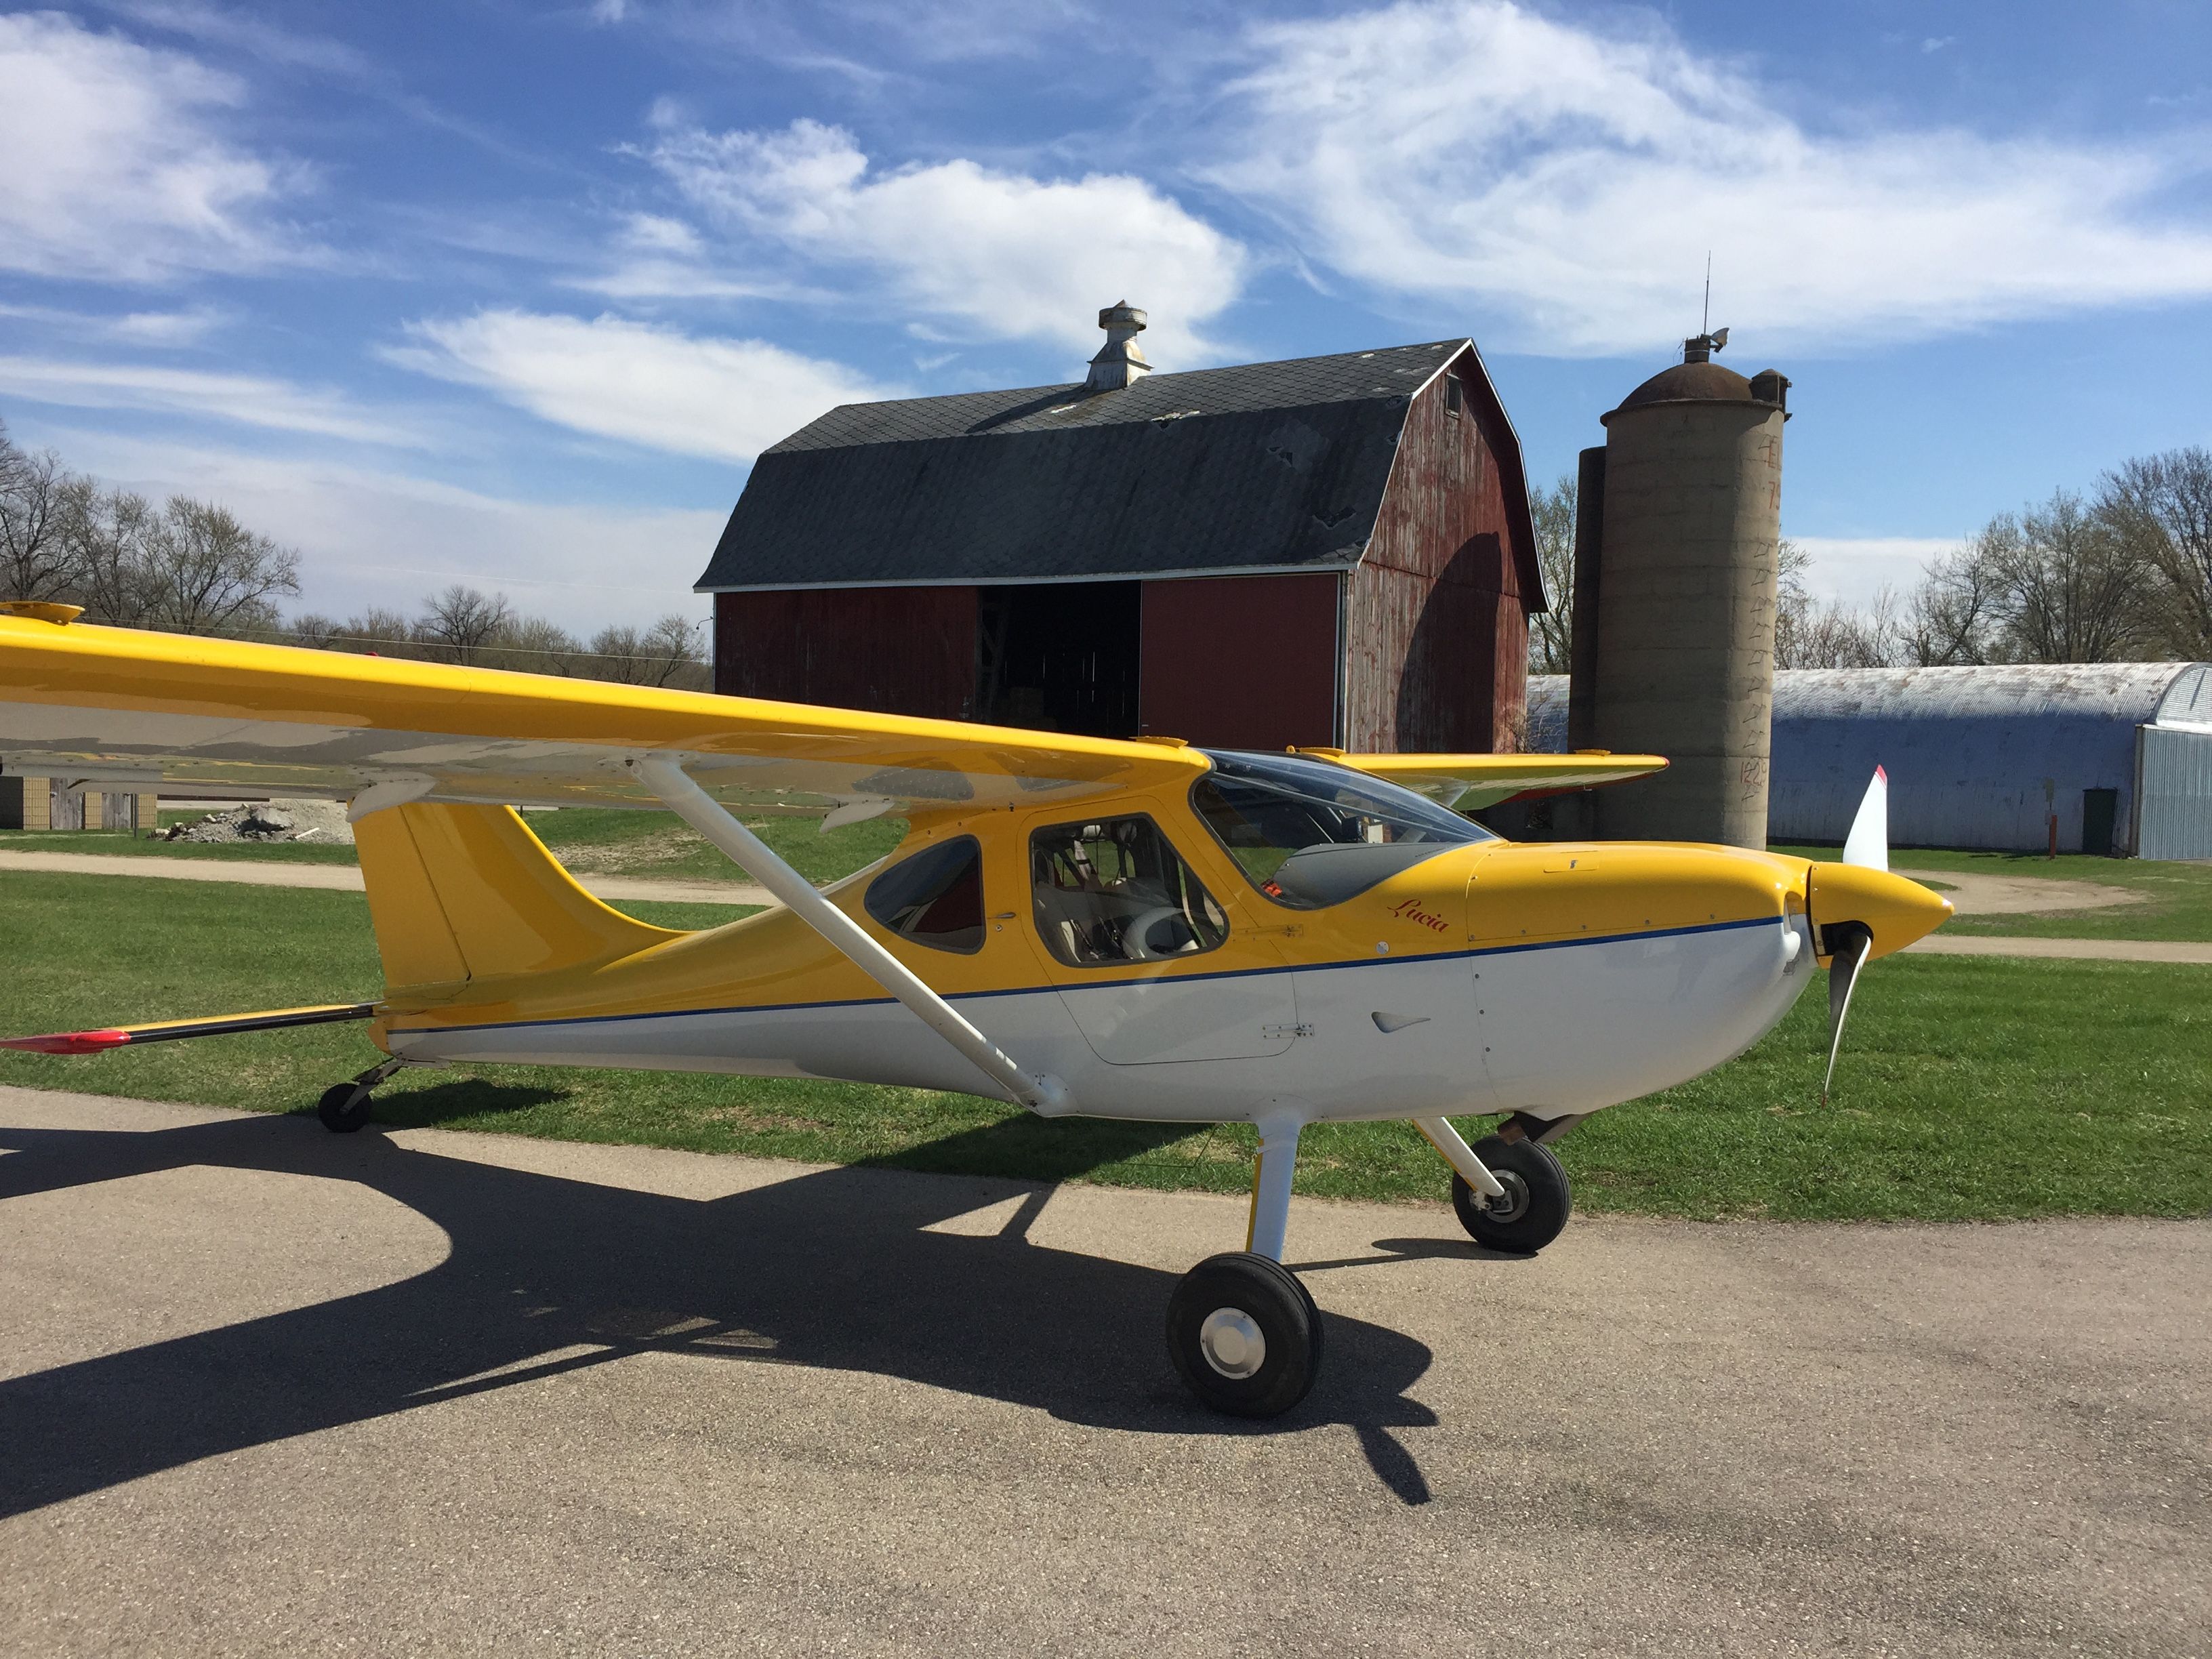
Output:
top-left (1084, 301), bottom-right (1152, 392)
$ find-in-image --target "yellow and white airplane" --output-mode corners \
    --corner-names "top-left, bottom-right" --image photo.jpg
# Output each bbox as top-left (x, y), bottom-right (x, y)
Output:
top-left (0, 604), bottom-right (1950, 1417)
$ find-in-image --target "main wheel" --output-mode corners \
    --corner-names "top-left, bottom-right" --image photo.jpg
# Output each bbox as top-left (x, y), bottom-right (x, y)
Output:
top-left (1166, 1252), bottom-right (1322, 1418)
top-left (1451, 1134), bottom-right (1570, 1254)
top-left (316, 1083), bottom-right (373, 1134)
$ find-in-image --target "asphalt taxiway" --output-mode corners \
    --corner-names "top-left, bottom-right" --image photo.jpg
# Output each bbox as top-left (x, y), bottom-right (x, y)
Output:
top-left (2, 1086), bottom-right (2205, 1656)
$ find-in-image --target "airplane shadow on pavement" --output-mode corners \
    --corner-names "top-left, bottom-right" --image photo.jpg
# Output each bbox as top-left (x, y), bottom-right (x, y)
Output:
top-left (0, 1105), bottom-right (1449, 1515)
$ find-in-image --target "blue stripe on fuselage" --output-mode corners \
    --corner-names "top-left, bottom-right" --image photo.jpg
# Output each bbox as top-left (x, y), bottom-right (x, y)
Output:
top-left (386, 914), bottom-right (1782, 1040)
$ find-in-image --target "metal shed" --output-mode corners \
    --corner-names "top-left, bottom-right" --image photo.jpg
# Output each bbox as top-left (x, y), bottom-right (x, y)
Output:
top-left (697, 325), bottom-right (1544, 754)
top-left (1525, 664), bottom-right (2212, 857)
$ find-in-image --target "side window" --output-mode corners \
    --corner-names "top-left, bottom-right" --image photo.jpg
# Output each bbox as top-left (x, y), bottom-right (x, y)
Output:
top-left (865, 836), bottom-right (984, 954)
top-left (1029, 815), bottom-right (1229, 968)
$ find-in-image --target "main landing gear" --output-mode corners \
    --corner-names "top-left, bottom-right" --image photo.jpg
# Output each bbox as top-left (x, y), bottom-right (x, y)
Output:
top-left (315, 1057), bottom-right (407, 1134)
top-left (1420, 1113), bottom-right (1578, 1255)
top-left (1168, 1113), bottom-right (1323, 1418)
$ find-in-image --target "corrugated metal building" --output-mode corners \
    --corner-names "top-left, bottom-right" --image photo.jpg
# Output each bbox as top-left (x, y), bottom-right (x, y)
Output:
top-left (697, 323), bottom-right (1544, 752)
top-left (1525, 664), bottom-right (2212, 857)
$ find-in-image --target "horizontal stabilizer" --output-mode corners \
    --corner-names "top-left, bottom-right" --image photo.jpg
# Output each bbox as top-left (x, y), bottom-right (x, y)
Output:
top-left (1, 1002), bottom-right (375, 1054)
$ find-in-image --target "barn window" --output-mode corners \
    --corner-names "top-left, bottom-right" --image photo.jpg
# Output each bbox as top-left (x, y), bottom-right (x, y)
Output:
top-left (1029, 815), bottom-right (1228, 967)
top-left (865, 836), bottom-right (985, 954)
top-left (1444, 375), bottom-right (1465, 417)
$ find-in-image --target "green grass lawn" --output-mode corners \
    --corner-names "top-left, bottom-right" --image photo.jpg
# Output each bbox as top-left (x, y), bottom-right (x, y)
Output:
top-left (2, 868), bottom-right (2204, 1222)
top-left (0, 806), bottom-right (907, 886)
top-left (1778, 843), bottom-right (2212, 943)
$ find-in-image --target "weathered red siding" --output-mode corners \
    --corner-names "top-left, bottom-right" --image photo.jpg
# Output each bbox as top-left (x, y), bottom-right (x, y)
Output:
top-left (1139, 574), bottom-right (1340, 750)
top-left (1345, 352), bottom-right (1529, 752)
top-left (716, 587), bottom-right (977, 718)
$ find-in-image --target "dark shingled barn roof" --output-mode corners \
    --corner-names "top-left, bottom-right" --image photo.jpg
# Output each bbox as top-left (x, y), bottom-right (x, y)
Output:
top-left (695, 340), bottom-right (1543, 604)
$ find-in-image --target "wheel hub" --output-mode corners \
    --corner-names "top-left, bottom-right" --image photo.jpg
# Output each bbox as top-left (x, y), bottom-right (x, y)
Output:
top-left (1483, 1169), bottom-right (1530, 1224)
top-left (1197, 1307), bottom-right (1267, 1379)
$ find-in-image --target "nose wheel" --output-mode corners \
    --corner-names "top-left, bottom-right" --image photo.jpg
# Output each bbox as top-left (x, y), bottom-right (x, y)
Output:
top-left (1450, 1134), bottom-right (1571, 1253)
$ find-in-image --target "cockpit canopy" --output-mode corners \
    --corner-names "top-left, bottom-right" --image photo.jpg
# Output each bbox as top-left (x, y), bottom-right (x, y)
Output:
top-left (1191, 750), bottom-right (1496, 909)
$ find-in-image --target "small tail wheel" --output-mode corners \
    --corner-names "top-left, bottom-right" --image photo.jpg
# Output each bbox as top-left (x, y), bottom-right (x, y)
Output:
top-left (316, 1083), bottom-right (373, 1134)
top-left (1166, 1252), bottom-right (1322, 1418)
top-left (1452, 1134), bottom-right (1571, 1254)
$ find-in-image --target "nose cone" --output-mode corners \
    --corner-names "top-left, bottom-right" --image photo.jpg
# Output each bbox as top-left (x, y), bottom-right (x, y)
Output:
top-left (1807, 862), bottom-right (1953, 962)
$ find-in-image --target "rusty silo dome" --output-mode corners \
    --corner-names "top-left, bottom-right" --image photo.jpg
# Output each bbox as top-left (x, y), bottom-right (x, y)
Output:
top-left (1602, 360), bottom-right (1786, 425)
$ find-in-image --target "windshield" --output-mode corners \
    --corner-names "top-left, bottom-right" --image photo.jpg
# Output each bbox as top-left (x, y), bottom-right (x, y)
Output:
top-left (1191, 750), bottom-right (1495, 910)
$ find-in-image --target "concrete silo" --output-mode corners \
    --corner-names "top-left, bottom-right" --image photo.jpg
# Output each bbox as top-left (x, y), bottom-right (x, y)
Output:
top-left (1568, 334), bottom-right (1790, 847)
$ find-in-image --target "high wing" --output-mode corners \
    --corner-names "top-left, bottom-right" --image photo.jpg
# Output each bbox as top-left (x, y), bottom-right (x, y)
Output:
top-left (1326, 750), bottom-right (1668, 811)
top-left (0, 610), bottom-right (1206, 815)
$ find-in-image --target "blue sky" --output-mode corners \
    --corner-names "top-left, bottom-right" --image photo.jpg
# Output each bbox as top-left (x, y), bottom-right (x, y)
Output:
top-left (3, 0), bottom-right (2210, 630)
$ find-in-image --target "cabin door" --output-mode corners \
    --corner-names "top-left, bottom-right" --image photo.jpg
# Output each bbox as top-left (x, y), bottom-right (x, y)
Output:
top-left (1021, 806), bottom-right (1299, 1064)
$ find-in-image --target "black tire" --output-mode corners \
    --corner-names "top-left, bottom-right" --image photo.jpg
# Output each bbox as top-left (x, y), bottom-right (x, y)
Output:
top-left (316, 1083), bottom-right (373, 1134)
top-left (1451, 1134), bottom-right (1571, 1254)
top-left (1165, 1252), bottom-right (1322, 1418)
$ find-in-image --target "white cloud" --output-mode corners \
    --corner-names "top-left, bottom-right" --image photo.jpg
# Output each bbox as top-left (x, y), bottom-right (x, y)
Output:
top-left (0, 356), bottom-right (419, 446)
top-left (639, 119), bottom-right (1248, 366)
top-left (0, 303), bottom-right (225, 346)
top-left (1211, 0), bottom-right (2212, 355)
top-left (33, 426), bottom-right (725, 632)
top-left (0, 11), bottom-right (306, 281)
top-left (1791, 535), bottom-right (1959, 607)
top-left (565, 213), bottom-right (789, 302)
top-left (386, 309), bottom-right (896, 462)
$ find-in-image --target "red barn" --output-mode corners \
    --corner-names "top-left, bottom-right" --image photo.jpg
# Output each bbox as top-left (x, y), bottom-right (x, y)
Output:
top-left (697, 323), bottom-right (1544, 753)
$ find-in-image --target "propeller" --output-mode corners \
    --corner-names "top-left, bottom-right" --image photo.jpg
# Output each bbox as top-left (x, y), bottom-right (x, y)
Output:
top-left (1823, 766), bottom-right (1889, 1104)
top-left (1822, 922), bottom-right (1872, 1105)
top-left (1841, 763), bottom-right (1888, 871)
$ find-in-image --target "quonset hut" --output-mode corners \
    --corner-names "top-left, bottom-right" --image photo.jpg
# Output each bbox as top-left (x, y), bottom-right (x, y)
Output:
top-left (1527, 663), bottom-right (2212, 857)
top-left (697, 307), bottom-right (1544, 754)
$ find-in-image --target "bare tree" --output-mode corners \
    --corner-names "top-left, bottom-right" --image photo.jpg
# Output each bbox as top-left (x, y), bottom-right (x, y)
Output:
top-left (1525, 472), bottom-right (1576, 675)
top-left (485, 615), bottom-right (581, 675)
top-left (1986, 490), bottom-right (2157, 663)
top-left (288, 613), bottom-right (346, 651)
top-left (415, 585), bottom-right (514, 663)
top-left (1905, 535), bottom-right (2006, 665)
top-left (54, 478), bottom-right (158, 623)
top-left (1776, 539), bottom-right (1904, 668)
top-left (2100, 447), bottom-right (2212, 657)
top-left (133, 497), bottom-right (300, 634)
top-left (0, 420), bottom-right (75, 602)
top-left (589, 614), bottom-right (709, 688)
top-left (329, 608), bottom-right (420, 656)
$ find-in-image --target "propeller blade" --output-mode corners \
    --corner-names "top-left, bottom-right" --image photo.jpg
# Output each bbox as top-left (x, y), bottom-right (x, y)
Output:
top-left (1822, 923), bottom-right (1872, 1105)
top-left (1842, 765), bottom-right (1889, 871)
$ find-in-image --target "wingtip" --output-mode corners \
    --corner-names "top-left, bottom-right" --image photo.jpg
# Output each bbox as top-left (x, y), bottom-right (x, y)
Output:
top-left (0, 1029), bottom-right (131, 1054)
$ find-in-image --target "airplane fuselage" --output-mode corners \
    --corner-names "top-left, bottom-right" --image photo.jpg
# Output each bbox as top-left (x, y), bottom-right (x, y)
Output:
top-left (380, 798), bottom-right (1824, 1130)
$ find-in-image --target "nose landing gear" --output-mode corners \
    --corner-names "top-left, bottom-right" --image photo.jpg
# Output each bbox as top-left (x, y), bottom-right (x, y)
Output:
top-left (1450, 1134), bottom-right (1571, 1254)
top-left (1419, 1112), bottom-right (1576, 1253)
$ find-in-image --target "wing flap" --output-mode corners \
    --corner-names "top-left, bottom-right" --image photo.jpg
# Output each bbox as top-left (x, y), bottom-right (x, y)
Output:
top-left (1326, 750), bottom-right (1669, 811)
top-left (0, 614), bottom-right (1205, 814)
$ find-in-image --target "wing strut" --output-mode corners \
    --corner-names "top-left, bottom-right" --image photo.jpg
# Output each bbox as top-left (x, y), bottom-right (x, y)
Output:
top-left (629, 755), bottom-right (1071, 1115)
